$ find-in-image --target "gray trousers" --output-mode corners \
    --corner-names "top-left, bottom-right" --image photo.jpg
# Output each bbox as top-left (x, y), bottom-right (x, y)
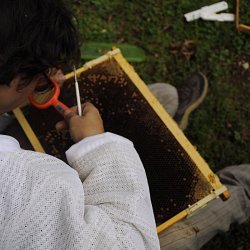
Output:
top-left (148, 84), bottom-right (250, 249)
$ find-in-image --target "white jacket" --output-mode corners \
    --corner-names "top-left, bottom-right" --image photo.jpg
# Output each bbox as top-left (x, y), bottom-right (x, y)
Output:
top-left (0, 133), bottom-right (160, 249)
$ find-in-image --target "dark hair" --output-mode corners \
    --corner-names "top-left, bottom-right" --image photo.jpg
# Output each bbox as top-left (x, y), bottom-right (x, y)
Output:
top-left (0, 0), bottom-right (79, 87)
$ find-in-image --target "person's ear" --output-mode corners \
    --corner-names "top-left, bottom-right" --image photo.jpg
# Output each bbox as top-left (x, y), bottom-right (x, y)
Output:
top-left (9, 77), bottom-right (21, 90)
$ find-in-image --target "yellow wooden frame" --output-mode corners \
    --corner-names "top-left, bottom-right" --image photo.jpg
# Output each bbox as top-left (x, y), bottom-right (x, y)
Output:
top-left (13, 49), bottom-right (229, 234)
top-left (236, 0), bottom-right (250, 34)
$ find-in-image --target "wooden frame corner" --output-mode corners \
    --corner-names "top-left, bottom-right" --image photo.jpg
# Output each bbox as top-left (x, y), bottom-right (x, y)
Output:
top-left (236, 0), bottom-right (250, 34)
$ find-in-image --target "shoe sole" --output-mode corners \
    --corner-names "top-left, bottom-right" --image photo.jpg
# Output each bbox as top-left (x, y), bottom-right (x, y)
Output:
top-left (179, 72), bottom-right (208, 130)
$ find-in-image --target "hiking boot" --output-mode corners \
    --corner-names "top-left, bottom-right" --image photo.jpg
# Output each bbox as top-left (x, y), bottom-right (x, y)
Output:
top-left (174, 72), bottom-right (208, 130)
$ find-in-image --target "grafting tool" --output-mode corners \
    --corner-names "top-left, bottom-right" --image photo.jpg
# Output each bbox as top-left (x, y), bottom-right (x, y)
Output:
top-left (73, 65), bottom-right (82, 116)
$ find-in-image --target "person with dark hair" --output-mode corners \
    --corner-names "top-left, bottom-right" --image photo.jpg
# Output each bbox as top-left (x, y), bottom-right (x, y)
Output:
top-left (0, 0), bottom-right (160, 249)
top-left (0, 0), bottom-right (78, 86)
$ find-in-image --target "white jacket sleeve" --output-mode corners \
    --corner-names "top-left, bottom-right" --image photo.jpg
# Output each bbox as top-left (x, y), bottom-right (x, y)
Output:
top-left (65, 132), bottom-right (160, 249)
top-left (0, 133), bottom-right (159, 250)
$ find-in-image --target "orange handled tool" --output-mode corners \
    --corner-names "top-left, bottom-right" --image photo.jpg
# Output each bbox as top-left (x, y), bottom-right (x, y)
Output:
top-left (29, 79), bottom-right (69, 116)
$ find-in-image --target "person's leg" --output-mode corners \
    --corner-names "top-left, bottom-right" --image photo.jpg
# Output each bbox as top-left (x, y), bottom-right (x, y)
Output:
top-left (148, 72), bottom-right (208, 130)
top-left (159, 164), bottom-right (250, 250)
top-left (148, 83), bottom-right (179, 117)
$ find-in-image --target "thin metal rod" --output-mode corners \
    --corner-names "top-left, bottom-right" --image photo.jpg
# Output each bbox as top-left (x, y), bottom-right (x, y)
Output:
top-left (73, 65), bottom-right (82, 116)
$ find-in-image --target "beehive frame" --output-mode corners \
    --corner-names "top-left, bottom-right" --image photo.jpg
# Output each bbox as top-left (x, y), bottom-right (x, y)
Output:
top-left (12, 49), bottom-right (229, 234)
top-left (236, 0), bottom-right (250, 34)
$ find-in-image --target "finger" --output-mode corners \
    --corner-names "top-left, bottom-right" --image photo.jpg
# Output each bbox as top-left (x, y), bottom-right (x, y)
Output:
top-left (63, 109), bottom-right (78, 123)
top-left (65, 103), bottom-right (97, 118)
top-left (62, 106), bottom-right (80, 115)
top-left (81, 102), bottom-right (98, 115)
top-left (82, 102), bottom-right (94, 108)
top-left (68, 106), bottom-right (79, 113)
top-left (55, 120), bottom-right (67, 131)
top-left (66, 103), bottom-right (94, 116)
top-left (50, 69), bottom-right (66, 85)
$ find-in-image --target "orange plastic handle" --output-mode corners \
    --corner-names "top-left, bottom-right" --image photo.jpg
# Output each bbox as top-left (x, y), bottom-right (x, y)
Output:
top-left (53, 100), bottom-right (69, 115)
top-left (29, 79), bottom-right (69, 116)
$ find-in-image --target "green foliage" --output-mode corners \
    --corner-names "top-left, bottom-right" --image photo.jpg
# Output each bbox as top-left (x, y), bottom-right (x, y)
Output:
top-left (72, 1), bottom-right (250, 248)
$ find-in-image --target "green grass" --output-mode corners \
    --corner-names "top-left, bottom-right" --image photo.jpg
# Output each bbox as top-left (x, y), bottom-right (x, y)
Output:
top-left (72, 0), bottom-right (250, 248)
